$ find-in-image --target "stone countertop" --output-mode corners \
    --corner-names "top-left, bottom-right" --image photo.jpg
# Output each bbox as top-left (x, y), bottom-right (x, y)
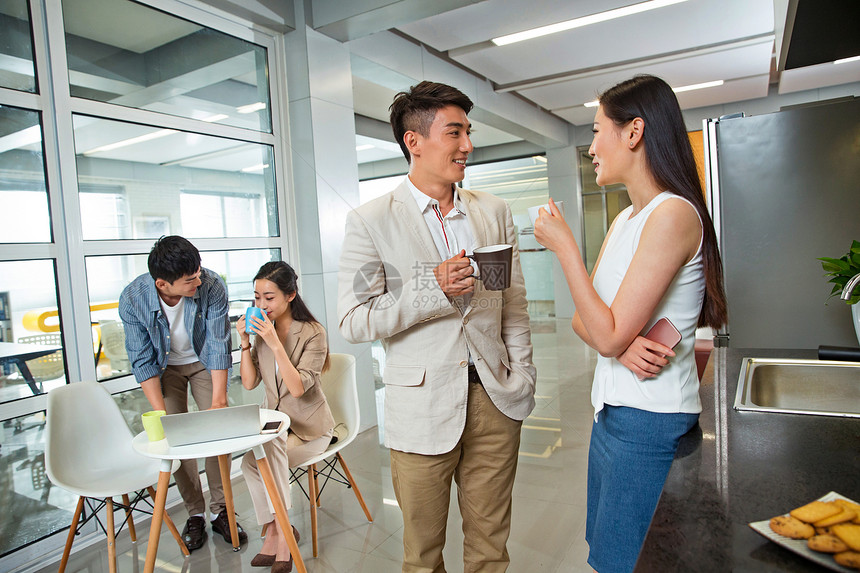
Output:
top-left (635, 347), bottom-right (860, 572)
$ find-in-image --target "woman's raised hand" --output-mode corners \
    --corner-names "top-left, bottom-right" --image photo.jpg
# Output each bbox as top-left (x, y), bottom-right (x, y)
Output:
top-left (236, 314), bottom-right (250, 347)
top-left (248, 311), bottom-right (279, 349)
top-left (534, 198), bottom-right (576, 253)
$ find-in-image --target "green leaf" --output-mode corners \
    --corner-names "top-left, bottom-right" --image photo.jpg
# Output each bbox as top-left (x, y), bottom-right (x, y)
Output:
top-left (820, 259), bottom-right (850, 273)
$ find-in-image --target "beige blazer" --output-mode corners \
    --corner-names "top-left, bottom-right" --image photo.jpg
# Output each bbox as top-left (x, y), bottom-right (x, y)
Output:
top-left (249, 320), bottom-right (335, 442)
top-left (337, 181), bottom-right (536, 455)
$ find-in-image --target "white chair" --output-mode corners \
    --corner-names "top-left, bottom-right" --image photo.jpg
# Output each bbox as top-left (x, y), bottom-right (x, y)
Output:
top-left (288, 353), bottom-right (373, 557)
top-left (17, 333), bottom-right (65, 387)
top-left (99, 320), bottom-right (131, 373)
top-left (46, 381), bottom-right (186, 573)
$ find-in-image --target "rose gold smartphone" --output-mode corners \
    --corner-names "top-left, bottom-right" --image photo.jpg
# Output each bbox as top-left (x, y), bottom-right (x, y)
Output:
top-left (644, 317), bottom-right (681, 349)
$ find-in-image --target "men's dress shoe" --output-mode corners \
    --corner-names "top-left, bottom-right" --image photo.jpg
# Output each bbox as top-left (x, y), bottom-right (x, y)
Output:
top-left (211, 509), bottom-right (248, 544)
top-left (250, 553), bottom-right (275, 567)
top-left (181, 516), bottom-right (207, 551)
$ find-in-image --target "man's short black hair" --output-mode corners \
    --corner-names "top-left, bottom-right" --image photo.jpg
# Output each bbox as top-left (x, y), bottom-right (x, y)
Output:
top-left (147, 235), bottom-right (201, 283)
top-left (389, 81), bottom-right (474, 164)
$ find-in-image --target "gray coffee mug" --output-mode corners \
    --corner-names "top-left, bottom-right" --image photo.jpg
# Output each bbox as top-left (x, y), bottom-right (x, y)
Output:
top-left (467, 244), bottom-right (513, 291)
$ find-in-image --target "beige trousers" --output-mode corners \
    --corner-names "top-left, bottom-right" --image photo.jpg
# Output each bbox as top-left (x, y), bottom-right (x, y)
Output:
top-left (241, 430), bottom-right (332, 525)
top-left (161, 361), bottom-right (225, 516)
top-left (390, 381), bottom-right (523, 573)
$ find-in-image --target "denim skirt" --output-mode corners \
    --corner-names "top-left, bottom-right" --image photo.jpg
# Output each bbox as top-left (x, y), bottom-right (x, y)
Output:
top-left (585, 405), bottom-right (699, 573)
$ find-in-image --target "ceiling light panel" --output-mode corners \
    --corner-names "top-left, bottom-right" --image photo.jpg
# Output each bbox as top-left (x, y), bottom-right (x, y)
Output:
top-left (491, 0), bottom-right (690, 46)
top-left (446, 0), bottom-right (774, 86)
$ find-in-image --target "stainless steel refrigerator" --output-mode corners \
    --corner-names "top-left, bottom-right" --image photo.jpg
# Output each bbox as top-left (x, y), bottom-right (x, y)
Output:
top-left (704, 98), bottom-right (860, 349)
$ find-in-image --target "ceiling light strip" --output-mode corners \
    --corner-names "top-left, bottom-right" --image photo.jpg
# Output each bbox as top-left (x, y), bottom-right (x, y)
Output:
top-left (580, 79), bottom-right (724, 108)
top-left (492, 0), bottom-right (689, 46)
top-left (494, 34), bottom-right (773, 94)
top-left (82, 129), bottom-right (177, 156)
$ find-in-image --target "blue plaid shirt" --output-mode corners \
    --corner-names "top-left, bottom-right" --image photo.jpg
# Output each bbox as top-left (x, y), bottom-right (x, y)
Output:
top-left (118, 267), bottom-right (232, 383)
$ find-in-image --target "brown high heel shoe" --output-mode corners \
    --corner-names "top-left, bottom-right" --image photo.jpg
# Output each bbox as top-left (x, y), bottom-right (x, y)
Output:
top-left (271, 557), bottom-right (292, 573)
top-left (250, 553), bottom-right (276, 567)
top-left (268, 524), bottom-right (300, 572)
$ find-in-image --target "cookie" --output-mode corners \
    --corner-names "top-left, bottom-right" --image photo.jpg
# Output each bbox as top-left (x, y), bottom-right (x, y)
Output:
top-left (816, 507), bottom-right (857, 527)
top-left (807, 534), bottom-right (848, 553)
top-left (834, 551), bottom-right (860, 570)
top-left (833, 524), bottom-right (860, 552)
top-left (790, 501), bottom-right (842, 523)
top-left (834, 499), bottom-right (860, 524)
top-left (769, 515), bottom-right (815, 539)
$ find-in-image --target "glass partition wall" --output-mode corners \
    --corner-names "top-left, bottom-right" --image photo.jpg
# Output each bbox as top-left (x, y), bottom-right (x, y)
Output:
top-left (0, 0), bottom-right (290, 561)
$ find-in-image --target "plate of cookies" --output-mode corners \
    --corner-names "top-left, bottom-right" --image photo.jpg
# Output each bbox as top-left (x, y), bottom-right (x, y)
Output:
top-left (749, 492), bottom-right (860, 571)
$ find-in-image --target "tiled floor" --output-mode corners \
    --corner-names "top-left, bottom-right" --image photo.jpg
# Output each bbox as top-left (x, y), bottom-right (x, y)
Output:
top-left (30, 319), bottom-right (598, 573)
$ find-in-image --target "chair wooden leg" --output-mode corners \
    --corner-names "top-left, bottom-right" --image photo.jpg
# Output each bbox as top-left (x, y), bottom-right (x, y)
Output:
top-left (147, 486), bottom-right (190, 557)
top-left (59, 496), bottom-right (85, 573)
top-left (308, 463), bottom-right (319, 558)
top-left (261, 522), bottom-right (269, 538)
top-left (337, 453), bottom-right (373, 522)
top-left (122, 493), bottom-right (136, 542)
top-left (106, 497), bottom-right (117, 573)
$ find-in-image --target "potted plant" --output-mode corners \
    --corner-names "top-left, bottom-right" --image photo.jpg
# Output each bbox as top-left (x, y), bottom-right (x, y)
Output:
top-left (819, 240), bottom-right (860, 304)
top-left (819, 239), bottom-right (860, 346)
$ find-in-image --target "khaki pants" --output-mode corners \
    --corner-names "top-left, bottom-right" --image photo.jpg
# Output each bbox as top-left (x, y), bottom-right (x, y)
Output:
top-left (390, 381), bottom-right (523, 573)
top-left (241, 430), bottom-right (332, 524)
top-left (161, 361), bottom-right (225, 517)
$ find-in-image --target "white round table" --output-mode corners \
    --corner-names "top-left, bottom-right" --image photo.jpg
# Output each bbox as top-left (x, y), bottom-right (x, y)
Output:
top-left (132, 409), bottom-right (306, 573)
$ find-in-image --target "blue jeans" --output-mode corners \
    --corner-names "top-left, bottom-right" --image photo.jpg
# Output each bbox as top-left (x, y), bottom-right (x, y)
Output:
top-left (585, 405), bottom-right (699, 573)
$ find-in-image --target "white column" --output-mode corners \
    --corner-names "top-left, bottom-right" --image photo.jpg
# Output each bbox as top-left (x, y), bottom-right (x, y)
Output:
top-left (284, 6), bottom-right (376, 431)
top-left (546, 143), bottom-right (582, 319)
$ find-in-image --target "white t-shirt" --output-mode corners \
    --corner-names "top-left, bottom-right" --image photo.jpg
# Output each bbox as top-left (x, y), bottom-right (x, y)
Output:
top-left (590, 191), bottom-right (705, 418)
top-left (160, 297), bottom-right (198, 366)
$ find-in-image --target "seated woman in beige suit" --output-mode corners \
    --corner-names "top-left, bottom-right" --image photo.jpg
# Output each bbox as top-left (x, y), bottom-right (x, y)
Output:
top-left (236, 261), bottom-right (335, 573)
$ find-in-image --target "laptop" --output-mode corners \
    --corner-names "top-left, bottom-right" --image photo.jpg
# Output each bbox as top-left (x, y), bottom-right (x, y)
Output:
top-left (160, 404), bottom-right (261, 447)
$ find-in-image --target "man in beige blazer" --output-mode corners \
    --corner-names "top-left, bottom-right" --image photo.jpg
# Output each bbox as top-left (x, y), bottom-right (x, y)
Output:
top-left (338, 81), bottom-right (536, 572)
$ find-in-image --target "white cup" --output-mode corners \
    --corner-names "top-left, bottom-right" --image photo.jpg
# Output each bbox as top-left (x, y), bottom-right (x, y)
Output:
top-left (528, 200), bottom-right (564, 226)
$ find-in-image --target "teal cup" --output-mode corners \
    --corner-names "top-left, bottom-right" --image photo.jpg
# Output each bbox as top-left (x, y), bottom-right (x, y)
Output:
top-left (245, 306), bottom-right (264, 333)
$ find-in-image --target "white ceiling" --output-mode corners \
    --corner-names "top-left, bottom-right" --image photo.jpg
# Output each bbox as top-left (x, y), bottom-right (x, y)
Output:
top-left (351, 0), bottom-right (860, 157)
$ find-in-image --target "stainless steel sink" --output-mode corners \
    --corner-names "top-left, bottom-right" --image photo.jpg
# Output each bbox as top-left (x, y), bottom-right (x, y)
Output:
top-left (734, 357), bottom-right (860, 418)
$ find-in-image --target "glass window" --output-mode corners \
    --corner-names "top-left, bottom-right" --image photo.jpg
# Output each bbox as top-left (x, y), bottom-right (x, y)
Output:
top-left (0, 105), bottom-right (51, 243)
top-left (579, 147), bottom-right (631, 273)
top-left (86, 248), bottom-right (279, 380)
top-left (0, 260), bottom-right (66, 403)
top-left (0, 0), bottom-right (36, 93)
top-left (358, 175), bottom-right (405, 204)
top-left (0, 410), bottom-right (82, 557)
top-left (62, 0), bottom-right (271, 132)
top-left (464, 156), bottom-right (556, 317)
top-left (73, 115), bottom-right (277, 240)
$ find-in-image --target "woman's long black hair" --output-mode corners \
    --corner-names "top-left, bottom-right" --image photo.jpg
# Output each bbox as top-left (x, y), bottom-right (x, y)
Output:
top-left (255, 261), bottom-right (330, 371)
top-left (599, 74), bottom-right (727, 328)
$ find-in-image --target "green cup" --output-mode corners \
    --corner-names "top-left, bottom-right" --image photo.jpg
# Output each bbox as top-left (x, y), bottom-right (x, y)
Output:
top-left (141, 410), bottom-right (166, 441)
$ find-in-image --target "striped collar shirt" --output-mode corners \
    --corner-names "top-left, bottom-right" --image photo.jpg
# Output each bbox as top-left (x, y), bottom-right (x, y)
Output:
top-left (405, 176), bottom-right (475, 261)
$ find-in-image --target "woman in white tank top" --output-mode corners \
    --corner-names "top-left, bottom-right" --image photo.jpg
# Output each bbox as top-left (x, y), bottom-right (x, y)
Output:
top-left (534, 75), bottom-right (727, 573)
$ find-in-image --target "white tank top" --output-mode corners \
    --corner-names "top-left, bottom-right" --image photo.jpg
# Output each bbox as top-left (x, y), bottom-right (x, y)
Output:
top-left (591, 191), bottom-right (705, 417)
